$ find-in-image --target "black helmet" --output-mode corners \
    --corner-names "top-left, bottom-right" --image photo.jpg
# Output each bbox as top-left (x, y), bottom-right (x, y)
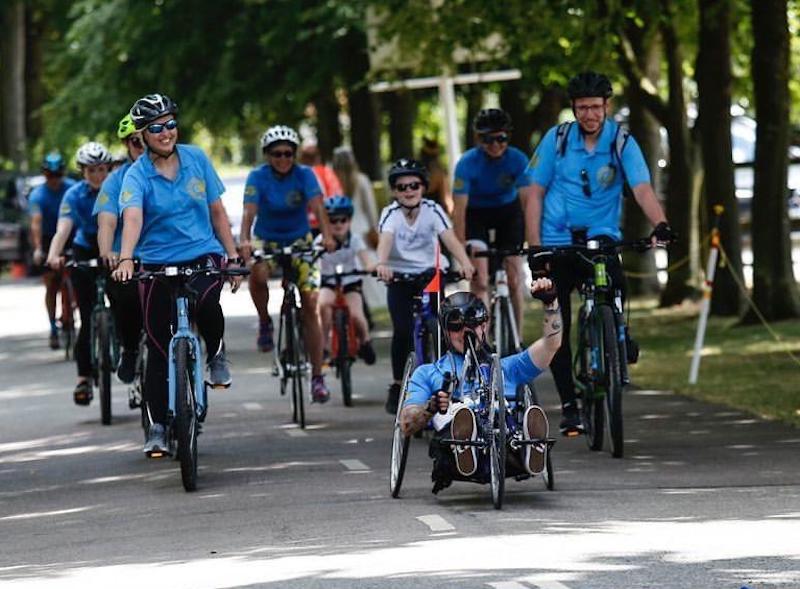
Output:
top-left (130, 93), bottom-right (179, 130)
top-left (473, 108), bottom-right (512, 133)
top-left (387, 158), bottom-right (429, 188)
top-left (567, 72), bottom-right (613, 100)
top-left (439, 291), bottom-right (489, 334)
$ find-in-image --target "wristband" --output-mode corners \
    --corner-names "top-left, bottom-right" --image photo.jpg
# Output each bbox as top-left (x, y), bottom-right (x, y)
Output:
top-left (118, 258), bottom-right (134, 264)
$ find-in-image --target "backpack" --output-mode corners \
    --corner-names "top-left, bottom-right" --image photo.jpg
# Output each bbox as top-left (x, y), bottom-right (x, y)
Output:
top-left (554, 121), bottom-right (632, 194)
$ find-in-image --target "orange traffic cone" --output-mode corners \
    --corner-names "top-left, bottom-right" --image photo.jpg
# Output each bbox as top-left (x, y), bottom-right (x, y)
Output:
top-left (10, 261), bottom-right (27, 279)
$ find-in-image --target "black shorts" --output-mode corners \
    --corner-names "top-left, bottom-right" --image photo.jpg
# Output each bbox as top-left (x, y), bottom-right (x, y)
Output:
top-left (320, 280), bottom-right (363, 294)
top-left (465, 200), bottom-right (524, 249)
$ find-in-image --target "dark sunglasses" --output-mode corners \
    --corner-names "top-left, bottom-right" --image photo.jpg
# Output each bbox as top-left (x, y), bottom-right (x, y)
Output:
top-left (580, 169), bottom-right (591, 198)
top-left (128, 136), bottom-right (144, 149)
top-left (394, 181), bottom-right (422, 193)
top-left (329, 216), bottom-right (350, 224)
top-left (443, 309), bottom-right (487, 332)
top-left (480, 133), bottom-right (509, 145)
top-left (146, 119), bottom-right (178, 134)
top-left (269, 149), bottom-right (295, 159)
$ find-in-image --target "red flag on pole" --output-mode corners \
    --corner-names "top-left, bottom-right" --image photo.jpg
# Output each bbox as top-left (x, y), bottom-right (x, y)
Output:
top-left (424, 238), bottom-right (441, 293)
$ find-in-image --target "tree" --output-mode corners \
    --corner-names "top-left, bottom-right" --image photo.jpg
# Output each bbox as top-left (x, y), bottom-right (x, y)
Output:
top-left (1, 1), bottom-right (27, 169)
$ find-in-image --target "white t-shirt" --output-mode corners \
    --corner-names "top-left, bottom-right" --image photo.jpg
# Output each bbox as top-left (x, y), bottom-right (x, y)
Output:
top-left (315, 232), bottom-right (367, 287)
top-left (378, 199), bottom-right (451, 273)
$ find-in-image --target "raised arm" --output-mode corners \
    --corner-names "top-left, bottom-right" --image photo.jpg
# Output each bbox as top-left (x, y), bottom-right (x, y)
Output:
top-left (527, 277), bottom-right (562, 370)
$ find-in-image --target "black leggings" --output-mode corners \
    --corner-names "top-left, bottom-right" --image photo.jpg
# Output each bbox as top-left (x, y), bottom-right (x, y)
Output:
top-left (70, 244), bottom-right (100, 378)
top-left (140, 254), bottom-right (224, 424)
top-left (106, 279), bottom-right (142, 354)
top-left (387, 281), bottom-right (440, 381)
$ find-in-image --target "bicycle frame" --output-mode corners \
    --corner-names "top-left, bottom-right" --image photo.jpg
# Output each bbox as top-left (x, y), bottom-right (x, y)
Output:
top-left (89, 270), bottom-right (119, 371)
top-left (167, 289), bottom-right (206, 422)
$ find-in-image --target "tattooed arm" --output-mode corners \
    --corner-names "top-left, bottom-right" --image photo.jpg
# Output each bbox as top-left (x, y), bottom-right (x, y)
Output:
top-left (528, 277), bottom-right (563, 370)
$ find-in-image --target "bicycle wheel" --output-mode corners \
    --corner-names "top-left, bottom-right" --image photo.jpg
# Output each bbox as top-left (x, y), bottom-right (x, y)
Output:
top-left (96, 311), bottom-right (113, 426)
top-left (489, 354), bottom-right (506, 510)
top-left (291, 306), bottom-right (307, 428)
top-left (390, 352), bottom-right (415, 498)
top-left (334, 309), bottom-right (353, 407)
top-left (498, 299), bottom-right (518, 356)
top-left (174, 338), bottom-right (198, 491)
top-left (578, 308), bottom-right (604, 452)
top-left (600, 305), bottom-right (624, 458)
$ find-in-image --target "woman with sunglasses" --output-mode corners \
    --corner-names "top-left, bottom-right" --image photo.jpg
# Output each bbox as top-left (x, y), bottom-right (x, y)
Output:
top-left (239, 125), bottom-right (336, 403)
top-left (398, 280), bottom-right (560, 494)
top-left (113, 93), bottom-right (242, 457)
top-left (452, 108), bottom-right (535, 339)
top-left (375, 158), bottom-right (475, 414)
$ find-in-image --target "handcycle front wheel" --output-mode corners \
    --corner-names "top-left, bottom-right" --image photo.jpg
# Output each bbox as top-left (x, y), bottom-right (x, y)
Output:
top-left (389, 353), bottom-right (416, 498)
top-left (174, 338), bottom-right (198, 492)
top-left (489, 354), bottom-right (506, 510)
top-left (96, 310), bottom-right (113, 426)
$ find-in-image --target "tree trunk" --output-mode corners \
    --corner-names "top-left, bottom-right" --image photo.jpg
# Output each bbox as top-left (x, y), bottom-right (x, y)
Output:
top-left (696, 0), bottom-right (744, 316)
top-left (529, 85), bottom-right (567, 147)
top-left (463, 85), bottom-right (483, 151)
top-left (25, 5), bottom-right (45, 144)
top-left (342, 29), bottom-right (381, 180)
top-left (1, 1), bottom-right (27, 169)
top-left (746, 0), bottom-right (800, 321)
top-left (386, 89), bottom-right (415, 161)
top-left (500, 79), bottom-right (535, 153)
top-left (314, 86), bottom-right (342, 163)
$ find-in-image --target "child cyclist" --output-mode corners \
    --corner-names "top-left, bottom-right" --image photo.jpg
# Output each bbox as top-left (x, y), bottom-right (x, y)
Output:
top-left (314, 196), bottom-right (376, 365)
top-left (374, 158), bottom-right (475, 414)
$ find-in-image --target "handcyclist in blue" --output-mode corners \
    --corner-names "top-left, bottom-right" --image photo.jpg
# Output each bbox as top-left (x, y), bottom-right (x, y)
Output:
top-left (399, 279), bottom-right (561, 493)
top-left (112, 93), bottom-right (243, 457)
top-left (29, 152), bottom-right (76, 349)
top-left (46, 142), bottom-right (112, 405)
top-left (94, 113), bottom-right (146, 384)
top-left (238, 124), bottom-right (336, 403)
top-left (524, 71), bottom-right (674, 435)
top-left (453, 108), bottom-right (535, 335)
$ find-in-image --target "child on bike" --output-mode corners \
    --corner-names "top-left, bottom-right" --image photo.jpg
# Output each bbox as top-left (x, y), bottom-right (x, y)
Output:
top-left (315, 196), bottom-right (376, 365)
top-left (375, 158), bottom-right (475, 414)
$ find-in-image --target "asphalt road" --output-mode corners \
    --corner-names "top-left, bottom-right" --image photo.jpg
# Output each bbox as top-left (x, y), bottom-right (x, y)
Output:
top-left (1, 278), bottom-right (799, 589)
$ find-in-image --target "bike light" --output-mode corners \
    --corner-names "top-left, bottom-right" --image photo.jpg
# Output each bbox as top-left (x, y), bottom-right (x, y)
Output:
top-left (587, 239), bottom-right (600, 251)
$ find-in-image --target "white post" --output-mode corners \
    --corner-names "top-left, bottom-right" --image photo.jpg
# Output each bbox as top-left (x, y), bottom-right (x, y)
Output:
top-left (438, 75), bottom-right (461, 180)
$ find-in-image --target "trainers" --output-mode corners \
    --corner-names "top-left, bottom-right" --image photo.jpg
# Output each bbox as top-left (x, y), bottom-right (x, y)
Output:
top-left (523, 405), bottom-right (549, 475)
top-left (206, 345), bottom-right (232, 388)
top-left (559, 402), bottom-right (584, 436)
top-left (311, 375), bottom-right (330, 403)
top-left (143, 423), bottom-right (170, 458)
top-left (73, 381), bottom-right (93, 406)
top-left (49, 330), bottom-right (60, 350)
top-left (451, 406), bottom-right (478, 476)
top-left (257, 318), bottom-right (274, 352)
top-left (385, 382), bottom-right (401, 415)
top-left (116, 350), bottom-right (137, 384)
top-left (358, 340), bottom-right (376, 365)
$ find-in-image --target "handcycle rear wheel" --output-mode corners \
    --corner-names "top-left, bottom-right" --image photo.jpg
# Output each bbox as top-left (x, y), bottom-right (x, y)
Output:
top-left (489, 354), bottom-right (506, 510)
top-left (96, 311), bottom-right (113, 426)
top-left (600, 305), bottom-right (624, 458)
top-left (334, 309), bottom-right (353, 407)
top-left (389, 352), bottom-right (415, 498)
top-left (174, 338), bottom-right (198, 492)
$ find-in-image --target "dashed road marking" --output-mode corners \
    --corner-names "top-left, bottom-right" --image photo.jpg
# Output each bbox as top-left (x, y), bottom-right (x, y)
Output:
top-left (286, 429), bottom-right (308, 438)
top-left (487, 582), bottom-right (528, 589)
top-left (533, 582), bottom-right (571, 589)
top-left (339, 459), bottom-right (370, 471)
top-left (242, 402), bottom-right (263, 411)
top-left (416, 514), bottom-right (455, 532)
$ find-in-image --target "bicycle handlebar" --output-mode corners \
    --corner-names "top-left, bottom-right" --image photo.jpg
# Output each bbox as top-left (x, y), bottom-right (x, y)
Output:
top-left (131, 265), bottom-right (250, 281)
top-left (526, 237), bottom-right (662, 259)
top-left (66, 258), bottom-right (108, 270)
top-left (386, 268), bottom-right (464, 285)
top-left (320, 268), bottom-right (375, 281)
top-left (251, 245), bottom-right (325, 263)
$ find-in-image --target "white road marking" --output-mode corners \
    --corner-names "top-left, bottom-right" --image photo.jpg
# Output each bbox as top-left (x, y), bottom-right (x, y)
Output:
top-left (487, 582), bottom-right (528, 589)
top-left (534, 582), bottom-right (571, 589)
top-left (242, 402), bottom-right (263, 411)
top-left (286, 429), bottom-right (308, 438)
top-left (416, 514), bottom-right (455, 532)
top-left (339, 459), bottom-right (370, 471)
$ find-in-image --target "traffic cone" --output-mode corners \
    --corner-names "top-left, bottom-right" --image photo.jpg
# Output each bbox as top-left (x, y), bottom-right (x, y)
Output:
top-left (10, 261), bottom-right (26, 279)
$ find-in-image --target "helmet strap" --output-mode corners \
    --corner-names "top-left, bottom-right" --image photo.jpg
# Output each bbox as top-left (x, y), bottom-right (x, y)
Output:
top-left (398, 200), bottom-right (421, 215)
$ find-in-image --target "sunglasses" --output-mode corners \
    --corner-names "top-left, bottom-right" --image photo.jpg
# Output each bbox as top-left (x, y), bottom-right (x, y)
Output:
top-left (146, 119), bottom-right (178, 134)
top-left (394, 181), bottom-right (422, 193)
top-left (128, 136), bottom-right (144, 149)
top-left (269, 150), bottom-right (295, 159)
top-left (580, 169), bottom-right (591, 198)
top-left (329, 216), bottom-right (349, 224)
top-left (480, 133), bottom-right (509, 145)
top-left (443, 309), bottom-right (487, 332)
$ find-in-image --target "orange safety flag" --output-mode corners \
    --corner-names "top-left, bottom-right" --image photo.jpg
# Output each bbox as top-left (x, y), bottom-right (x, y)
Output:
top-left (424, 238), bottom-right (441, 293)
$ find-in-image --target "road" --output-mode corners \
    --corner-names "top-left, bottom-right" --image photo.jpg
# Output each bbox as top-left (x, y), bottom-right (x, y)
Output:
top-left (1, 278), bottom-right (799, 589)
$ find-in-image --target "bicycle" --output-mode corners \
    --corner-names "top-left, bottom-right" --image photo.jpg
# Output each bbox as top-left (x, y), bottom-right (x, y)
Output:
top-left (133, 262), bottom-right (249, 491)
top-left (252, 245), bottom-right (322, 429)
top-left (58, 265), bottom-right (77, 360)
top-left (128, 330), bottom-right (148, 432)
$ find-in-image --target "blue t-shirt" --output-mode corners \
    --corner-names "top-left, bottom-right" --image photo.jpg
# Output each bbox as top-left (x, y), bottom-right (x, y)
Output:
top-left (58, 180), bottom-right (99, 249)
top-left (452, 146), bottom-right (533, 208)
top-left (243, 164), bottom-right (322, 243)
top-left (28, 178), bottom-right (76, 236)
top-left (93, 161), bottom-right (132, 253)
top-left (404, 349), bottom-right (543, 406)
top-left (528, 120), bottom-right (651, 245)
top-left (119, 144), bottom-right (225, 263)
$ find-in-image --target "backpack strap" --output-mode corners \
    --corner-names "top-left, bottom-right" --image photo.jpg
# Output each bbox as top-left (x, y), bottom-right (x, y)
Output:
top-left (555, 121), bottom-right (573, 157)
top-left (612, 124), bottom-right (631, 183)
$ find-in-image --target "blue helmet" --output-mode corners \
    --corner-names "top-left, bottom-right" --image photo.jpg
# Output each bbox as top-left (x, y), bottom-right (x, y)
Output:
top-left (324, 195), bottom-right (354, 217)
top-left (42, 152), bottom-right (64, 173)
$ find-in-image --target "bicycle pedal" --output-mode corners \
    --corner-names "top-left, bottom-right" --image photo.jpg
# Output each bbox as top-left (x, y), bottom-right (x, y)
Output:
top-left (208, 383), bottom-right (230, 390)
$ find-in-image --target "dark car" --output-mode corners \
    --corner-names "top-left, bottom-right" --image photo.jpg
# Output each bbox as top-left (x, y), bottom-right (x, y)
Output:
top-left (0, 172), bottom-right (42, 269)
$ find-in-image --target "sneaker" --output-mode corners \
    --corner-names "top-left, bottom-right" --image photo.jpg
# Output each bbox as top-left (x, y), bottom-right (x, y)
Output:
top-left (559, 401), bottom-right (584, 436)
top-left (257, 319), bottom-right (274, 353)
top-left (385, 382), bottom-right (401, 415)
top-left (206, 345), bottom-right (232, 388)
top-left (116, 350), bottom-right (137, 384)
top-left (73, 381), bottom-right (93, 406)
top-left (451, 406), bottom-right (478, 476)
top-left (49, 330), bottom-right (60, 350)
top-left (358, 340), bottom-right (376, 365)
top-left (143, 423), bottom-right (170, 458)
top-left (523, 405), bottom-right (549, 475)
top-left (311, 375), bottom-right (330, 403)
top-left (625, 328), bottom-right (640, 364)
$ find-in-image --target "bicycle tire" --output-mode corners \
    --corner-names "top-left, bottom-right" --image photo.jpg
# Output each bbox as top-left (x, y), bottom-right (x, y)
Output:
top-left (576, 306), bottom-right (604, 451)
top-left (489, 354), bottom-right (506, 510)
top-left (600, 305), bottom-right (624, 458)
top-left (292, 306), bottom-right (307, 429)
top-left (97, 311), bottom-right (112, 426)
top-left (174, 338), bottom-right (198, 491)
top-left (389, 352), bottom-right (415, 498)
top-left (501, 299), bottom-right (517, 356)
top-left (334, 309), bottom-right (353, 407)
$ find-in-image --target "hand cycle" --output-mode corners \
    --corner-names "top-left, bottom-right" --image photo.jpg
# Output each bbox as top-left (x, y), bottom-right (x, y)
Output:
top-left (67, 258), bottom-right (118, 425)
top-left (252, 245), bottom-right (323, 429)
top-left (319, 265), bottom-right (374, 407)
top-left (528, 237), bottom-right (657, 458)
top-left (131, 262), bottom-right (249, 491)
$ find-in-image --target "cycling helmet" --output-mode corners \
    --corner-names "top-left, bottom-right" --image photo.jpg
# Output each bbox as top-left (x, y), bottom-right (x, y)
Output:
top-left (567, 71), bottom-right (613, 100)
top-left (324, 195), bottom-right (354, 218)
top-left (41, 152), bottom-right (65, 173)
top-left (117, 114), bottom-right (138, 140)
top-left (130, 93), bottom-right (179, 130)
top-left (76, 141), bottom-right (112, 166)
top-left (260, 125), bottom-right (300, 151)
top-left (387, 158), bottom-right (429, 188)
top-left (473, 108), bottom-right (513, 133)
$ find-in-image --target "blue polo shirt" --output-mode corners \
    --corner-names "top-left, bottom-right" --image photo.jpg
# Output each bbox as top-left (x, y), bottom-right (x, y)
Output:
top-left (93, 161), bottom-right (132, 253)
top-left (119, 144), bottom-right (225, 263)
top-left (452, 146), bottom-right (533, 208)
top-left (59, 180), bottom-right (99, 249)
top-left (28, 178), bottom-right (76, 236)
top-left (404, 349), bottom-right (543, 406)
top-left (528, 119), bottom-right (651, 245)
top-left (243, 163), bottom-right (322, 243)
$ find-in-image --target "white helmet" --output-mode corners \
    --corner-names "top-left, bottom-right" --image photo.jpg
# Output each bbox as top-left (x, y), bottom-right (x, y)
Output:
top-left (76, 141), bottom-right (113, 166)
top-left (260, 125), bottom-right (299, 150)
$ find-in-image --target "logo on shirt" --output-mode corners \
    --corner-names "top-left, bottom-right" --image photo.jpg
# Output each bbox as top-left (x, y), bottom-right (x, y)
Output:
top-left (285, 190), bottom-right (304, 207)
top-left (244, 185), bottom-right (256, 198)
top-left (120, 190), bottom-right (133, 204)
top-left (597, 165), bottom-right (617, 188)
top-left (187, 177), bottom-right (206, 201)
top-left (498, 173), bottom-right (515, 189)
top-left (453, 178), bottom-right (465, 192)
top-left (59, 203), bottom-right (71, 215)
top-left (97, 192), bottom-right (109, 207)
